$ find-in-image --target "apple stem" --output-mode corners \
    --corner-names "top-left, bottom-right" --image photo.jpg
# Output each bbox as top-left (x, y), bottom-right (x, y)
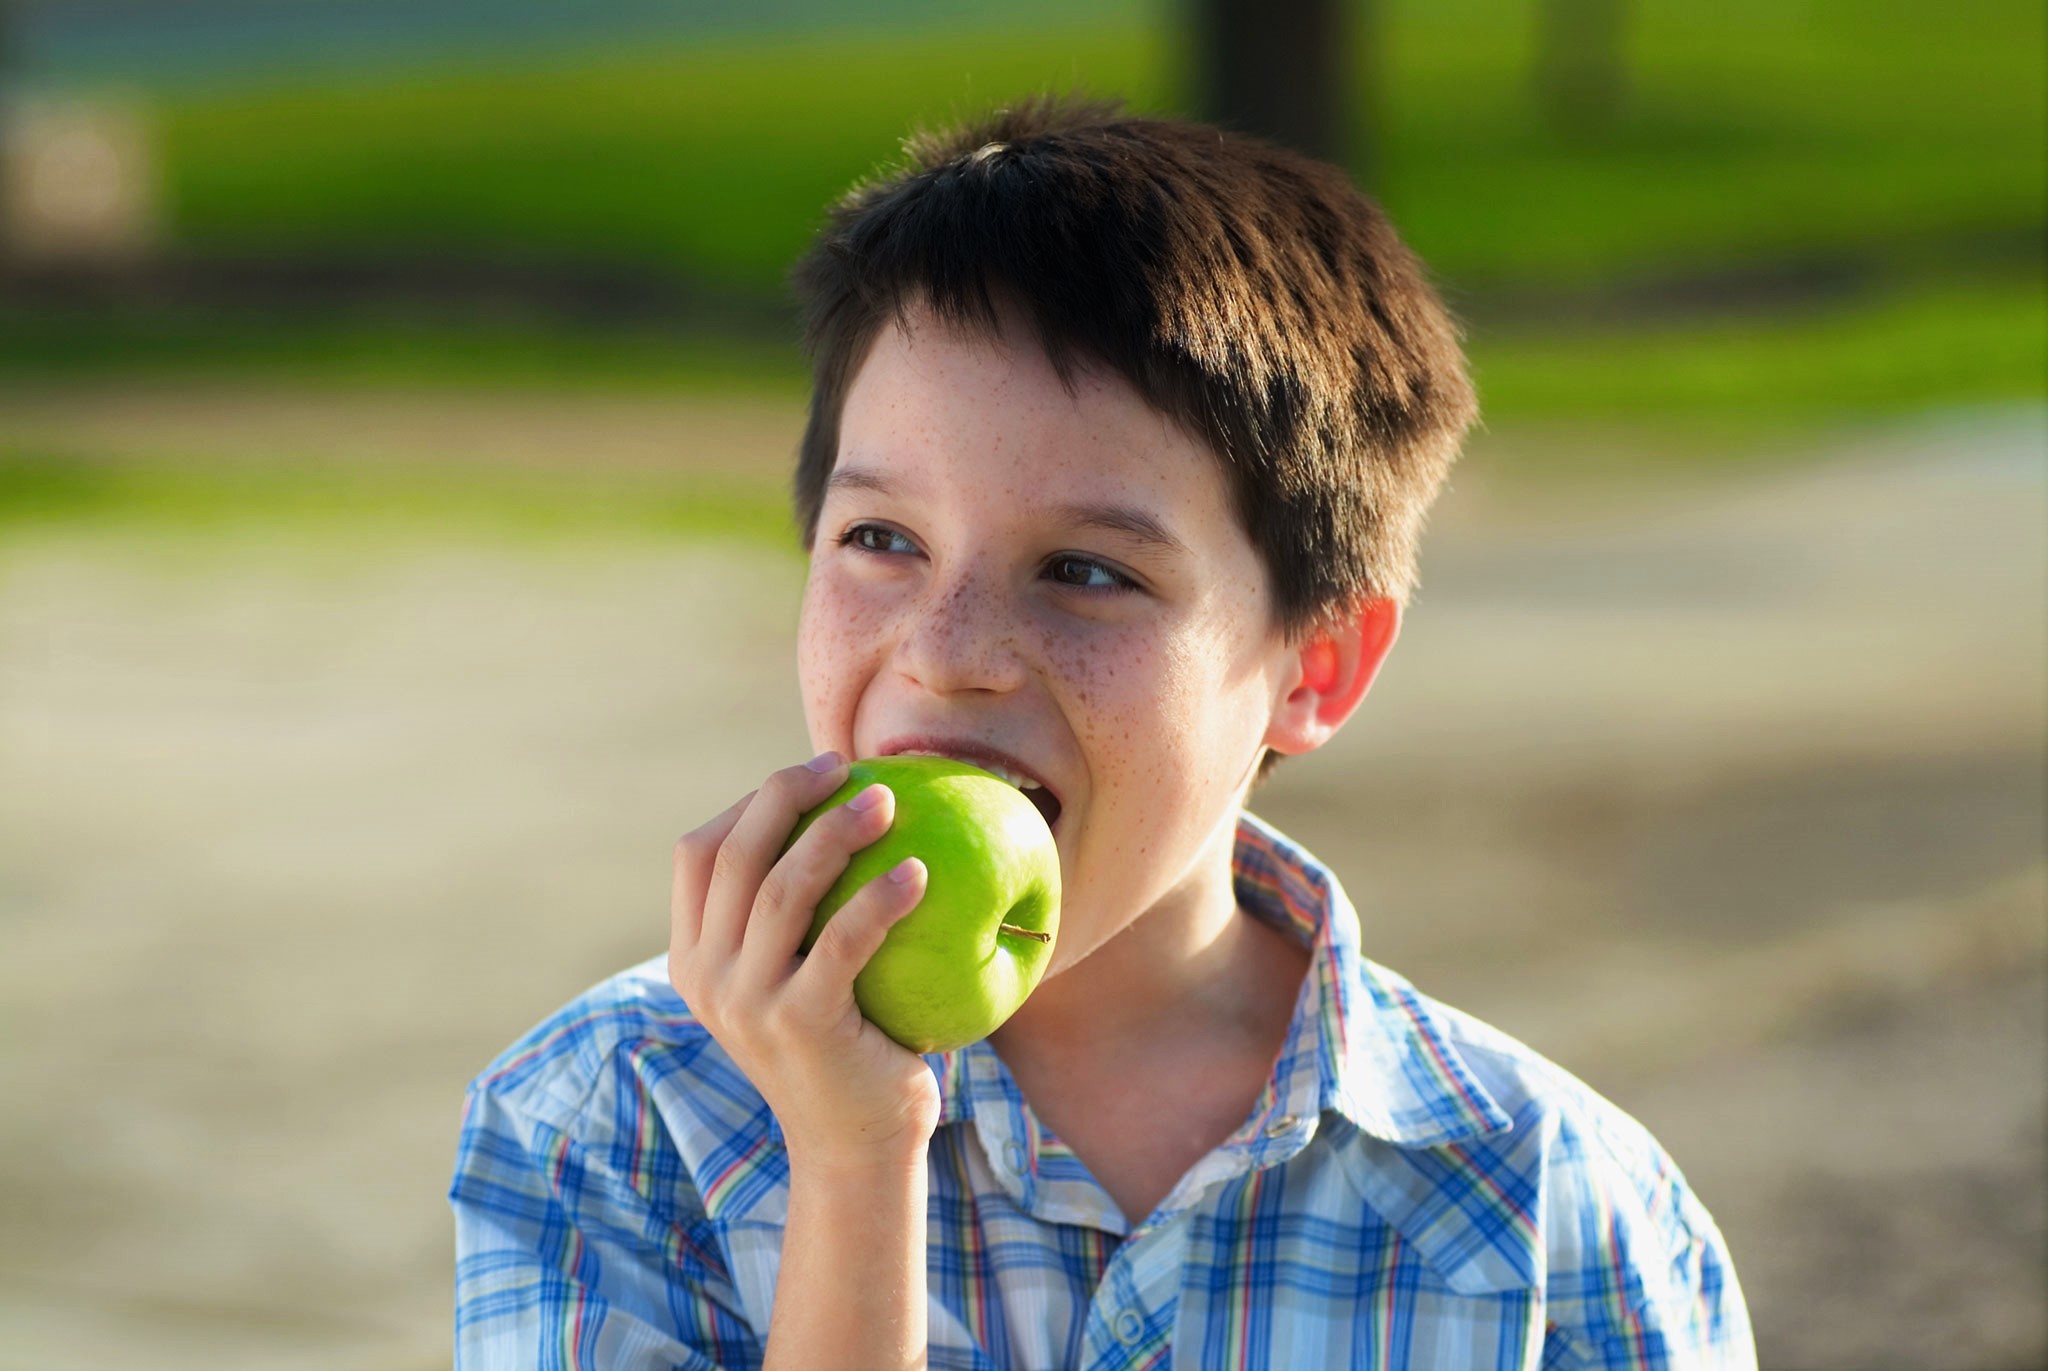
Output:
top-left (998, 923), bottom-right (1053, 943)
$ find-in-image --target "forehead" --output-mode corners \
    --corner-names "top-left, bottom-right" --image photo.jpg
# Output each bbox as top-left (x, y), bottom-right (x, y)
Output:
top-left (835, 305), bottom-right (1238, 526)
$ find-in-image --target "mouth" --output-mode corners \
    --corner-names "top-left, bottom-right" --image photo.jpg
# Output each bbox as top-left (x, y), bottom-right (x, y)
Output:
top-left (881, 739), bottom-right (1064, 832)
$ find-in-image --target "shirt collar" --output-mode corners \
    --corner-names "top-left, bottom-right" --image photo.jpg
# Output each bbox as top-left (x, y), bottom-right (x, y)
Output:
top-left (929, 811), bottom-right (1513, 1152)
top-left (1232, 811), bottom-right (1515, 1149)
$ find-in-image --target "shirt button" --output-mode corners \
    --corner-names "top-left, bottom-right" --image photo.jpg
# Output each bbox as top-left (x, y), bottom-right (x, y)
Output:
top-left (1002, 1137), bottom-right (1027, 1174)
top-left (1264, 1114), bottom-right (1299, 1139)
top-left (1114, 1309), bottom-right (1144, 1345)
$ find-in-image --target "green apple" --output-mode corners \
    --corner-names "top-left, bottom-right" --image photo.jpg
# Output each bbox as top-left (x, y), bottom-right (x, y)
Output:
top-left (788, 755), bottom-right (1060, 1053)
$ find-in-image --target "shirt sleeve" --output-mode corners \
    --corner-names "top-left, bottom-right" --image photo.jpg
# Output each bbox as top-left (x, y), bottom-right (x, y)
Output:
top-left (1538, 1116), bottom-right (1758, 1371)
top-left (450, 1076), bottom-right (763, 1370)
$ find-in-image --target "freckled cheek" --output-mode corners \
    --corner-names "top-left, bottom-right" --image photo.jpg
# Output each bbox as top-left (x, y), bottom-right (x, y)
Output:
top-left (1039, 627), bottom-right (1194, 811)
top-left (1036, 626), bottom-right (1124, 736)
top-left (1098, 634), bottom-right (1252, 823)
top-left (797, 575), bottom-right (891, 744)
top-left (1156, 644), bottom-right (1234, 803)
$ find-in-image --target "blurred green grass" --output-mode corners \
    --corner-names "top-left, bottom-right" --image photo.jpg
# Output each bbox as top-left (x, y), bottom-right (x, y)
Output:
top-left (3, 0), bottom-right (2041, 532)
top-left (0, 309), bottom-right (808, 393)
top-left (1382, 0), bottom-right (2044, 285)
top-left (141, 5), bottom-right (2043, 291)
top-left (154, 24), bottom-right (1172, 288)
top-left (1476, 275), bottom-right (2047, 422)
top-left (0, 443), bottom-right (797, 544)
top-left (9, 268), bottom-right (2035, 417)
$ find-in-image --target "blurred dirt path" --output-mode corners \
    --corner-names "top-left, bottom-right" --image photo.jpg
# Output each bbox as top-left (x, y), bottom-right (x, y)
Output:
top-left (0, 402), bottom-right (2040, 1369)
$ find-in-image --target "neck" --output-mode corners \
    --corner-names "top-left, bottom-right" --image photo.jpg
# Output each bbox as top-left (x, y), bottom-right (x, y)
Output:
top-left (991, 814), bottom-right (1303, 1069)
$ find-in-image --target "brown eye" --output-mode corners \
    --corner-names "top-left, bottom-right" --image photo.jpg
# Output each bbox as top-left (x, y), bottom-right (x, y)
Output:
top-left (1046, 555), bottom-right (1136, 592)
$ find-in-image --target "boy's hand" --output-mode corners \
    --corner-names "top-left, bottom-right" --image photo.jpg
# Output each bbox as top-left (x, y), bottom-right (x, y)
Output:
top-left (669, 753), bottom-right (941, 1171)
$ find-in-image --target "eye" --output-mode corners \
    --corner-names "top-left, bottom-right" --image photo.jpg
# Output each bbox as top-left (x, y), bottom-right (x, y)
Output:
top-left (838, 522), bottom-right (919, 556)
top-left (1044, 553), bottom-right (1139, 593)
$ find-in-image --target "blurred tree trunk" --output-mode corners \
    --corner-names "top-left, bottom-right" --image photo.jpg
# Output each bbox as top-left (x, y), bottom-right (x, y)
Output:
top-left (1192, 0), bottom-right (1365, 182)
top-left (1535, 0), bottom-right (1629, 138)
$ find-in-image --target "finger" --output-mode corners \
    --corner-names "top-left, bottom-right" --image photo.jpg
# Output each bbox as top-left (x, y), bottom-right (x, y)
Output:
top-left (788, 856), bottom-right (926, 1010)
top-left (670, 790), bottom-right (755, 957)
top-left (736, 780), bottom-right (896, 981)
top-left (697, 753), bottom-right (849, 958)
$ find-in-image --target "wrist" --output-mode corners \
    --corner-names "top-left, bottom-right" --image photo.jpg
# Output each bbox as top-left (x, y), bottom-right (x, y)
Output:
top-left (779, 1085), bottom-right (941, 1178)
top-left (783, 1133), bottom-right (933, 1183)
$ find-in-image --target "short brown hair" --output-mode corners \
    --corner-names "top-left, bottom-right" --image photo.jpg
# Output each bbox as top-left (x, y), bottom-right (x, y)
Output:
top-left (790, 96), bottom-right (1476, 635)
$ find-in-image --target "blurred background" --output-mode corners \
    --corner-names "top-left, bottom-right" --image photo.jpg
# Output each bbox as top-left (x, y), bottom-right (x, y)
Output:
top-left (0, 1), bottom-right (2041, 1367)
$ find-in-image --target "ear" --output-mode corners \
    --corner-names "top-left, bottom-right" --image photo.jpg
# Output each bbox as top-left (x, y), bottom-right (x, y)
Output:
top-left (1263, 597), bottom-right (1401, 758)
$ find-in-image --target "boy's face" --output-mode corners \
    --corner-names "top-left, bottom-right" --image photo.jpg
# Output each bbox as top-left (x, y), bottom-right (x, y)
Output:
top-left (798, 303), bottom-right (1306, 978)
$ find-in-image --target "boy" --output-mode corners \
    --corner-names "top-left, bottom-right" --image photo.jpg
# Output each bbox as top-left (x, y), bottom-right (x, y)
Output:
top-left (451, 98), bottom-right (1754, 1368)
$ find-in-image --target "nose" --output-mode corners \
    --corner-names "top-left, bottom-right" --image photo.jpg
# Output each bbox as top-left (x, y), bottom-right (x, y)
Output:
top-left (893, 565), bottom-right (1029, 696)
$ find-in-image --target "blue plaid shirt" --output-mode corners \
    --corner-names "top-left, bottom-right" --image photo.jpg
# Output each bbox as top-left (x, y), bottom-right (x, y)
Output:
top-left (451, 813), bottom-right (1754, 1369)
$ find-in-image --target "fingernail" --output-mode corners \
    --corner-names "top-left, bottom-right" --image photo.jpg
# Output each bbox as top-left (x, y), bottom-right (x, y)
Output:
top-left (848, 783), bottom-right (889, 812)
top-left (887, 857), bottom-right (923, 884)
top-left (805, 751), bottom-right (841, 773)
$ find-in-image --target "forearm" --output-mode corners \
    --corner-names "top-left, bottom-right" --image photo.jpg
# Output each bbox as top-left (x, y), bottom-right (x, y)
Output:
top-left (764, 1151), bottom-right (929, 1371)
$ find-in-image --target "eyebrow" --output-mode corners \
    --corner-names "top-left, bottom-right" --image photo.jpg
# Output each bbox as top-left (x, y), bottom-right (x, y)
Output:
top-left (1053, 501), bottom-right (1191, 558)
top-left (825, 465), bottom-right (1189, 559)
top-left (824, 466), bottom-right (897, 497)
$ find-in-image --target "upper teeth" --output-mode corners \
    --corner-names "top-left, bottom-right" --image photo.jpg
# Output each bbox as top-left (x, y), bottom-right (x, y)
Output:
top-left (900, 750), bottom-right (1041, 790)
